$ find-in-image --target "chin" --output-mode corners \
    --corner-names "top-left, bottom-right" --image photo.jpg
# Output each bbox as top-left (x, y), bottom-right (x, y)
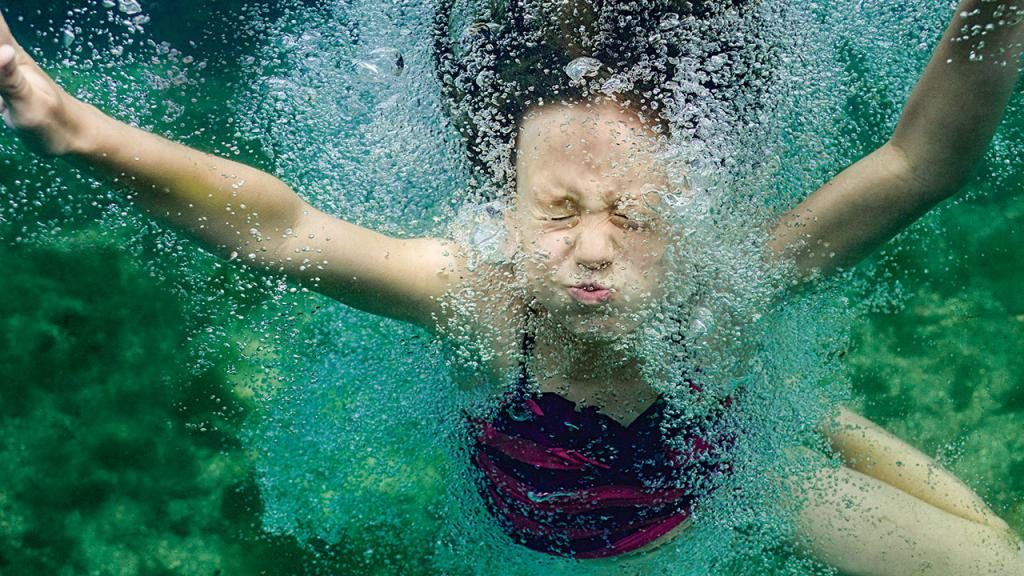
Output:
top-left (560, 313), bottom-right (643, 343)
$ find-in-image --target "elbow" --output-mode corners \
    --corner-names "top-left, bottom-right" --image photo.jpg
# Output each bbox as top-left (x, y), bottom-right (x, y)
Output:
top-left (884, 139), bottom-right (975, 203)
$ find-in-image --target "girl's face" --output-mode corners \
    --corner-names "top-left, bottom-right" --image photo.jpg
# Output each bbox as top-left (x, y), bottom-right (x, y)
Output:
top-left (509, 99), bottom-right (674, 341)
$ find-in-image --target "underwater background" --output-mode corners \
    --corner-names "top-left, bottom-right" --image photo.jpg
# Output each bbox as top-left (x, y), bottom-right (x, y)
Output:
top-left (0, 0), bottom-right (1022, 574)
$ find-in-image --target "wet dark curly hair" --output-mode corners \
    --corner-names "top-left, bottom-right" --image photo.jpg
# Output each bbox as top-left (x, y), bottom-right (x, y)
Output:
top-left (432, 0), bottom-right (767, 194)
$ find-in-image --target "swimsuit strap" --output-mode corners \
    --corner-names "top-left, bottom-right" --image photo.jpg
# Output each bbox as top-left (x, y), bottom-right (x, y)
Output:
top-left (515, 305), bottom-right (539, 396)
top-left (520, 324), bottom-right (536, 361)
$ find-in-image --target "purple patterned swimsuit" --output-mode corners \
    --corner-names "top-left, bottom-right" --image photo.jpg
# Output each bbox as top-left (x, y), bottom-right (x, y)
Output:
top-left (470, 332), bottom-right (735, 559)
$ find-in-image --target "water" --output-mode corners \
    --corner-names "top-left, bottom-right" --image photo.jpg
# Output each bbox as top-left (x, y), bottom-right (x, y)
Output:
top-left (0, 1), bottom-right (1022, 574)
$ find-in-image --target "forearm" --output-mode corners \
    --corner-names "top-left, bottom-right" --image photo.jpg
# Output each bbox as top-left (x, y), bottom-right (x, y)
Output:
top-left (821, 407), bottom-right (1007, 530)
top-left (770, 1), bottom-right (1024, 275)
top-left (893, 0), bottom-right (1024, 195)
top-left (66, 101), bottom-right (309, 266)
top-left (1, 8), bottom-right (462, 329)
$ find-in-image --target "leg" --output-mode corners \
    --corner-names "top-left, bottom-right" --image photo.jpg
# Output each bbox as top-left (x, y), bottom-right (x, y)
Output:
top-left (794, 461), bottom-right (1024, 576)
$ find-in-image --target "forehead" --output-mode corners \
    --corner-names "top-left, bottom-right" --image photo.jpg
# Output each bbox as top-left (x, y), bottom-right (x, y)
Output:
top-left (515, 101), bottom-right (667, 203)
top-left (518, 101), bottom-right (658, 160)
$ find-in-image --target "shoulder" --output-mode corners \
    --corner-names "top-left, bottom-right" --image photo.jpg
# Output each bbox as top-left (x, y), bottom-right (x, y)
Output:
top-left (438, 260), bottom-right (526, 387)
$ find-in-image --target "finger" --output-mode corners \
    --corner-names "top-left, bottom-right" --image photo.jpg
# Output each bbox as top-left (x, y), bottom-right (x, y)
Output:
top-left (0, 12), bottom-right (50, 83)
top-left (0, 10), bottom-right (19, 50)
top-left (0, 95), bottom-right (13, 129)
top-left (0, 44), bottom-right (28, 102)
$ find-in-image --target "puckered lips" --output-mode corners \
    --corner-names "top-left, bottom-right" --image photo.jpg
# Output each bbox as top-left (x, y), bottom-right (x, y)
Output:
top-left (568, 283), bottom-right (613, 304)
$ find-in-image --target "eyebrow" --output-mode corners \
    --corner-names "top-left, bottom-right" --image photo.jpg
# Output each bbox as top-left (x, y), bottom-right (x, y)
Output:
top-left (527, 168), bottom-right (661, 210)
top-left (532, 190), bottom-right (650, 216)
top-left (532, 186), bottom-right (573, 205)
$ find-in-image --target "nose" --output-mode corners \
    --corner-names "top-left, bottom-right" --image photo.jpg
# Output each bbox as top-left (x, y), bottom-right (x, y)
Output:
top-left (573, 221), bottom-right (615, 271)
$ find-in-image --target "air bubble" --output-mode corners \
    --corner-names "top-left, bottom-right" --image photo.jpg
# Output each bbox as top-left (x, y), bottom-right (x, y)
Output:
top-left (352, 47), bottom-right (405, 81)
top-left (118, 0), bottom-right (143, 15)
top-left (564, 56), bottom-right (602, 82)
top-left (659, 12), bottom-right (681, 30)
top-left (600, 75), bottom-right (631, 95)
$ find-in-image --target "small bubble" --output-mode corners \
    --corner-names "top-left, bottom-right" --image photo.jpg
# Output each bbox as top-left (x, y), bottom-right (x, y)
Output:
top-left (352, 47), bottom-right (405, 81)
top-left (600, 75), bottom-right (631, 95)
top-left (564, 56), bottom-right (602, 83)
top-left (706, 55), bottom-right (727, 72)
top-left (659, 12), bottom-right (681, 30)
top-left (118, 0), bottom-right (143, 15)
top-left (474, 70), bottom-right (494, 88)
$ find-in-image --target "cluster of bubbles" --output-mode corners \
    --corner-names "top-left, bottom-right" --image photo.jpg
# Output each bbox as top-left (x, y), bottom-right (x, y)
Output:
top-left (233, 0), bottom-right (469, 237)
top-left (224, 0), bottom-right (995, 573)
top-left (3, 0), bottom-right (1016, 574)
top-left (232, 2), bottom-right (838, 574)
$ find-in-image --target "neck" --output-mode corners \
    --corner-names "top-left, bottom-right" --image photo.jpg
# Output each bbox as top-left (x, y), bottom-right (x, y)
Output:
top-left (530, 314), bottom-right (644, 386)
top-left (528, 312), bottom-right (663, 423)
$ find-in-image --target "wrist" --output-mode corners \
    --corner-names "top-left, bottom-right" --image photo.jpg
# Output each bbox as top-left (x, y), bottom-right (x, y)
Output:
top-left (62, 99), bottom-right (114, 159)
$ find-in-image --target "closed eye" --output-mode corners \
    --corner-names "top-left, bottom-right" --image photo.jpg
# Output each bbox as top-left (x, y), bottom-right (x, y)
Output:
top-left (613, 213), bottom-right (647, 230)
top-left (540, 214), bottom-right (579, 229)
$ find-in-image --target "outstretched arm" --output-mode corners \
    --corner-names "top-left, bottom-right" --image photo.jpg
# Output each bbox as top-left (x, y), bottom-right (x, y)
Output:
top-left (770, 0), bottom-right (1024, 274)
top-left (0, 10), bottom-right (461, 329)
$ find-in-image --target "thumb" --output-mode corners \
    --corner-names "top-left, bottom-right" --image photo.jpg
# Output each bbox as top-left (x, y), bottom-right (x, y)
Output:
top-left (1, 98), bottom-right (12, 129)
top-left (0, 44), bottom-right (30, 103)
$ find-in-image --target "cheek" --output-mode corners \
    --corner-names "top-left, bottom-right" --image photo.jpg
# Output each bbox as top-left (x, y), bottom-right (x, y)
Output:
top-left (624, 234), bottom-right (667, 264)
top-left (621, 239), bottom-right (668, 291)
top-left (515, 236), bottom-right (558, 290)
top-left (521, 231), bottom-right (570, 267)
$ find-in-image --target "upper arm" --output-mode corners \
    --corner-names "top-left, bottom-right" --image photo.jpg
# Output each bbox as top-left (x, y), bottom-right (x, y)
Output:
top-left (271, 205), bottom-right (467, 330)
top-left (768, 142), bottom-right (941, 274)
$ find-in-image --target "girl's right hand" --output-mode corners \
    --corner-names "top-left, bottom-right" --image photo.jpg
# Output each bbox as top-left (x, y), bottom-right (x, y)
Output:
top-left (0, 9), bottom-right (94, 156)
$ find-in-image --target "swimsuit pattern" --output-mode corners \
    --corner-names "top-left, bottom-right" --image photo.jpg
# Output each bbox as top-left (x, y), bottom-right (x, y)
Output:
top-left (469, 330), bottom-right (735, 559)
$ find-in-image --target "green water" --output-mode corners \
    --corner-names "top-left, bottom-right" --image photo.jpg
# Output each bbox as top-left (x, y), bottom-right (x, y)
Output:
top-left (0, 1), bottom-right (1022, 574)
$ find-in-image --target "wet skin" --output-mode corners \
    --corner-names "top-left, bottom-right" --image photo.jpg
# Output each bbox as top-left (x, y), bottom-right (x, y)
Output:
top-left (508, 99), bottom-right (676, 343)
top-left (469, 98), bottom-right (682, 428)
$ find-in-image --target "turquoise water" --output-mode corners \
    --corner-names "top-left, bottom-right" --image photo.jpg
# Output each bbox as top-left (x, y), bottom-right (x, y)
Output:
top-left (0, 1), bottom-right (1022, 574)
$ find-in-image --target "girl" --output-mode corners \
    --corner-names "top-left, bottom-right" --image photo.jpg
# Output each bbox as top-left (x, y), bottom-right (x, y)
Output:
top-left (1, 1), bottom-right (1022, 574)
